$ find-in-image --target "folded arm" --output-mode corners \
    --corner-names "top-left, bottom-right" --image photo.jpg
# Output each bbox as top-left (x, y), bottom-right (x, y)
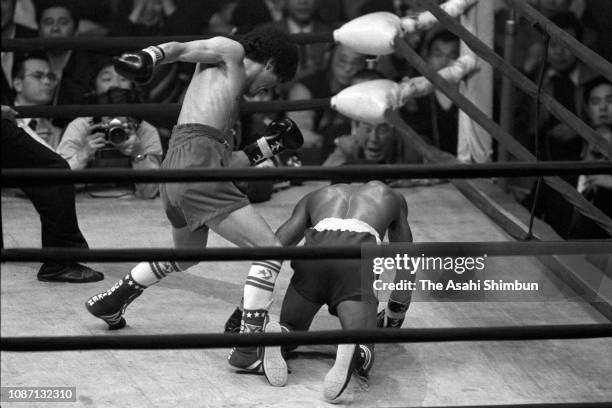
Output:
top-left (157, 36), bottom-right (244, 65)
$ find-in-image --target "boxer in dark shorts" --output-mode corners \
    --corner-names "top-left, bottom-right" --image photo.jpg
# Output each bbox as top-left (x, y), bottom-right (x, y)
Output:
top-left (85, 27), bottom-right (304, 385)
top-left (262, 181), bottom-right (415, 401)
top-left (161, 124), bottom-right (250, 229)
top-left (290, 222), bottom-right (379, 316)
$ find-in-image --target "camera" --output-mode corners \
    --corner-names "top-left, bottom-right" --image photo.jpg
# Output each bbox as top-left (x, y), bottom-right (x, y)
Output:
top-left (98, 118), bottom-right (130, 146)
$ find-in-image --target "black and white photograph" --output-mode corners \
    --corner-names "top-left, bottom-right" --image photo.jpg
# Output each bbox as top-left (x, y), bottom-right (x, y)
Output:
top-left (1, 0), bottom-right (611, 406)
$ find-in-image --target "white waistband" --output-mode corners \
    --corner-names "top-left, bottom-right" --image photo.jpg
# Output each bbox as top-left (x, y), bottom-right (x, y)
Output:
top-left (312, 218), bottom-right (381, 244)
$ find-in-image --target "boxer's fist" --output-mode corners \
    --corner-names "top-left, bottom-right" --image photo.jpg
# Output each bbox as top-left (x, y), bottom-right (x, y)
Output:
top-left (267, 118), bottom-right (304, 151)
top-left (113, 46), bottom-right (165, 84)
top-left (243, 118), bottom-right (304, 165)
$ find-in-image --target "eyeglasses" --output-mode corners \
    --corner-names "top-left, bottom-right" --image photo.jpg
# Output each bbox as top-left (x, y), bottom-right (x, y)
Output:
top-left (24, 72), bottom-right (58, 82)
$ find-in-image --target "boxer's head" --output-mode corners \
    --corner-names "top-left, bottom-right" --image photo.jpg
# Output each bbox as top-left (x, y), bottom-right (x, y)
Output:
top-left (240, 25), bottom-right (299, 97)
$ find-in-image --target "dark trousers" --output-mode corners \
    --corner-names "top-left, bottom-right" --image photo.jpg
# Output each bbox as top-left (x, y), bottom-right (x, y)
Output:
top-left (1, 118), bottom-right (88, 249)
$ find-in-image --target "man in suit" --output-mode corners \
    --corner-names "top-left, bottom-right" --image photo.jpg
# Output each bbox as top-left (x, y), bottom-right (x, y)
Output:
top-left (1, 104), bottom-right (104, 282)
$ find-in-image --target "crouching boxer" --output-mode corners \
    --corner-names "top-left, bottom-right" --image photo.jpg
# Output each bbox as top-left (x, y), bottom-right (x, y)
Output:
top-left (85, 26), bottom-right (303, 382)
top-left (260, 181), bottom-right (415, 399)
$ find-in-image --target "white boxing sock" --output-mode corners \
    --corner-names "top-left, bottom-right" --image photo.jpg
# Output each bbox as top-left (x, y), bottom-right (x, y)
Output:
top-left (131, 261), bottom-right (182, 287)
top-left (243, 260), bottom-right (282, 310)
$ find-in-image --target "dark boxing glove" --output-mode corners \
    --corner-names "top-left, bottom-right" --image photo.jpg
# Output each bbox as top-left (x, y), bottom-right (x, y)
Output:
top-left (113, 46), bottom-right (165, 85)
top-left (242, 118), bottom-right (304, 165)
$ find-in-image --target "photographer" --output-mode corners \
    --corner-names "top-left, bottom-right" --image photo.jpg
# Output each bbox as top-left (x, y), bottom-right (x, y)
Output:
top-left (57, 60), bottom-right (163, 199)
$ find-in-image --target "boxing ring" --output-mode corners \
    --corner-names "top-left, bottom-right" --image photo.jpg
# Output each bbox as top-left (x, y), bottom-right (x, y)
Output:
top-left (2, 0), bottom-right (612, 407)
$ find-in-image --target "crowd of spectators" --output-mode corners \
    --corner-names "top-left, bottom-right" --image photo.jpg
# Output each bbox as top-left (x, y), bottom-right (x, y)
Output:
top-left (1, 0), bottom-right (610, 240)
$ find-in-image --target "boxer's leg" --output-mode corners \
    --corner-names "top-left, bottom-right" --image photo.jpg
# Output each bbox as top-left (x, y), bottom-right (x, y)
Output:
top-left (208, 205), bottom-right (283, 371)
top-left (323, 300), bottom-right (377, 402)
top-left (86, 227), bottom-right (208, 329)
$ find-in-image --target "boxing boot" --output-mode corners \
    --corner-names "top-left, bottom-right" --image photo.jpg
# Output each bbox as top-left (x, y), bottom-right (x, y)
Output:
top-left (262, 320), bottom-right (288, 387)
top-left (85, 273), bottom-right (144, 330)
top-left (228, 309), bottom-right (267, 371)
top-left (323, 344), bottom-right (357, 402)
top-left (377, 299), bottom-right (409, 328)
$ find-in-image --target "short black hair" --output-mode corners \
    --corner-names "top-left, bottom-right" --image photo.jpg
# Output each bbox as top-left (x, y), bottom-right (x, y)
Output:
top-left (550, 12), bottom-right (583, 42)
top-left (12, 52), bottom-right (50, 79)
top-left (426, 29), bottom-right (459, 53)
top-left (583, 76), bottom-right (612, 103)
top-left (36, 0), bottom-right (79, 25)
top-left (239, 25), bottom-right (298, 83)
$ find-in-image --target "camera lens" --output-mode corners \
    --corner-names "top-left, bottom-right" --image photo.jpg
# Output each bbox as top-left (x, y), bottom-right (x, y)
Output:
top-left (108, 126), bottom-right (128, 146)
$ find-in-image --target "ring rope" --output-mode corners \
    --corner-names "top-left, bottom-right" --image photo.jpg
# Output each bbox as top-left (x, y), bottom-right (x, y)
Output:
top-left (2, 241), bottom-right (610, 263)
top-left (391, 38), bottom-right (612, 236)
top-left (3, 162), bottom-right (611, 186)
top-left (0, 32), bottom-right (334, 53)
top-left (388, 118), bottom-right (539, 240)
top-left (419, 0), bottom-right (612, 159)
top-left (504, 0), bottom-right (612, 82)
top-left (1, 324), bottom-right (611, 352)
top-left (9, 98), bottom-right (331, 119)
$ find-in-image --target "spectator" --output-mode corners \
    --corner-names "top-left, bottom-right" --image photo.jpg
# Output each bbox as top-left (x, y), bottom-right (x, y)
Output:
top-left (110, 0), bottom-right (183, 36)
top-left (581, 0), bottom-right (612, 62)
top-left (568, 76), bottom-right (612, 240)
top-left (276, 0), bottom-right (333, 80)
top-left (1, 105), bottom-right (104, 282)
top-left (495, 0), bottom-right (575, 77)
top-left (1, 0), bottom-right (37, 105)
top-left (36, 0), bottom-right (100, 110)
top-left (520, 12), bottom-right (596, 237)
top-left (286, 44), bottom-right (366, 164)
top-left (12, 54), bottom-right (61, 149)
top-left (401, 30), bottom-right (460, 155)
top-left (323, 70), bottom-right (420, 168)
top-left (57, 59), bottom-right (163, 199)
top-left (70, 0), bottom-right (113, 36)
top-left (209, 0), bottom-right (239, 33)
top-left (231, 0), bottom-right (284, 34)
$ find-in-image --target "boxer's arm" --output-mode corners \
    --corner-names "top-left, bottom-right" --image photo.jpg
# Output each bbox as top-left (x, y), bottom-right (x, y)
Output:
top-left (275, 195), bottom-right (311, 246)
top-left (387, 194), bottom-right (412, 243)
top-left (157, 37), bottom-right (244, 65)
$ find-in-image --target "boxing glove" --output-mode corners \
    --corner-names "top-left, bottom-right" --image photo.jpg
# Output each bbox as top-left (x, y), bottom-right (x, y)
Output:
top-left (113, 46), bottom-right (165, 84)
top-left (331, 79), bottom-right (400, 125)
top-left (242, 118), bottom-right (304, 165)
top-left (333, 12), bottom-right (402, 55)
